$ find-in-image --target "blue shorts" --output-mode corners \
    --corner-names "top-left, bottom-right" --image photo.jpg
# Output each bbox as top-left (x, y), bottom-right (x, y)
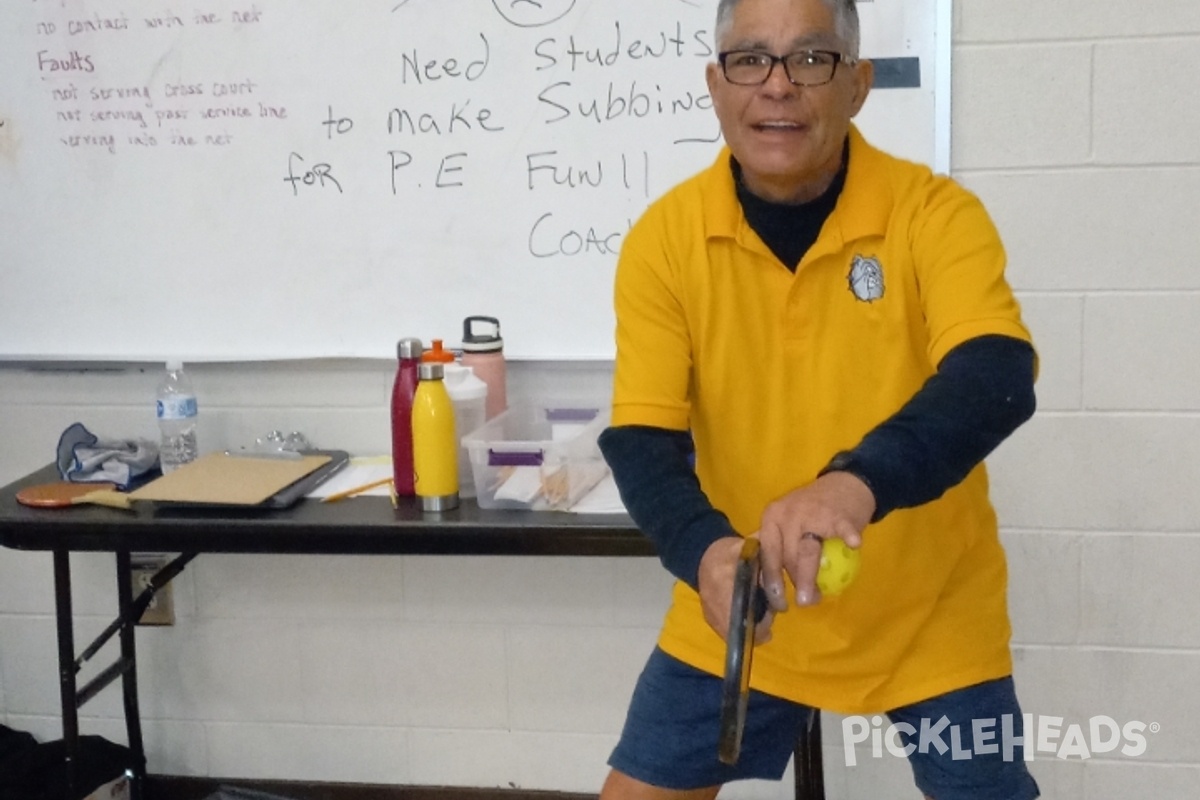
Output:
top-left (609, 648), bottom-right (1040, 800)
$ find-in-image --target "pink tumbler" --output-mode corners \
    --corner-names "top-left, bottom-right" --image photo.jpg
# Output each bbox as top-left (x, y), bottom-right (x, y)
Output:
top-left (460, 316), bottom-right (507, 420)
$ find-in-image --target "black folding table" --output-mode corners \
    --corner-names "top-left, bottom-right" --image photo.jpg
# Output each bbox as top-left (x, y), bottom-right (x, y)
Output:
top-left (0, 464), bottom-right (824, 800)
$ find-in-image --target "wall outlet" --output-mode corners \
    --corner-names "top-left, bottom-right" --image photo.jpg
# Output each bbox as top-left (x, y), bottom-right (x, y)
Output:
top-left (130, 558), bottom-right (174, 626)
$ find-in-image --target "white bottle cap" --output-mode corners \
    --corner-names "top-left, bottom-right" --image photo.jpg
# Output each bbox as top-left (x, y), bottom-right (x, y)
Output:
top-left (166, 360), bottom-right (183, 371)
top-left (461, 315), bottom-right (503, 353)
top-left (443, 363), bottom-right (488, 400)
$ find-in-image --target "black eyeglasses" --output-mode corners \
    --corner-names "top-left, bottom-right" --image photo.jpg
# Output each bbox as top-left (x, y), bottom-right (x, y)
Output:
top-left (718, 49), bottom-right (856, 87)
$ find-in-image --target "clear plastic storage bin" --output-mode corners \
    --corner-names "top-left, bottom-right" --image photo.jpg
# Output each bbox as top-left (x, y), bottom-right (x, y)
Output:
top-left (462, 400), bottom-right (611, 510)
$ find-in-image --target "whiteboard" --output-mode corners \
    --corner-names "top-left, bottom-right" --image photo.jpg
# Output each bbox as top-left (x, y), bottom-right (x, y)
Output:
top-left (0, 0), bottom-right (947, 361)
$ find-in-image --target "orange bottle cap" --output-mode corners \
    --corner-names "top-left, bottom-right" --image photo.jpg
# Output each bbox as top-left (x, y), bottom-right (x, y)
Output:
top-left (420, 339), bottom-right (457, 363)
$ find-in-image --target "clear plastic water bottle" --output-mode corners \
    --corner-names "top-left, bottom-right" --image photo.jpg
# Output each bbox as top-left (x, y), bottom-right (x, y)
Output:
top-left (156, 360), bottom-right (199, 473)
top-left (442, 362), bottom-right (488, 498)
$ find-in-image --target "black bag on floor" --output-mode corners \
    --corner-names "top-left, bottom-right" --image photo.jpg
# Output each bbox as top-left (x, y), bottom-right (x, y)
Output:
top-left (0, 725), bottom-right (137, 800)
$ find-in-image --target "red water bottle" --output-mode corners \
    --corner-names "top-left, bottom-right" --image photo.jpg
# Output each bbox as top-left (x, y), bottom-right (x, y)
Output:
top-left (391, 337), bottom-right (424, 496)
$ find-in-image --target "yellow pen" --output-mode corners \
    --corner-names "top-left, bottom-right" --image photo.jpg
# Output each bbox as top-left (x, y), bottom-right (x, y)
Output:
top-left (321, 477), bottom-right (393, 503)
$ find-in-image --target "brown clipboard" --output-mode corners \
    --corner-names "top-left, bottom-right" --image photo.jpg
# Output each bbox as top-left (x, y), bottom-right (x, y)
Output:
top-left (129, 451), bottom-right (334, 507)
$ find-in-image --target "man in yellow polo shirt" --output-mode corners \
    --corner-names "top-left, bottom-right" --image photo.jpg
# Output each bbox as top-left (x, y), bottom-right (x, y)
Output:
top-left (598, 1), bottom-right (1041, 799)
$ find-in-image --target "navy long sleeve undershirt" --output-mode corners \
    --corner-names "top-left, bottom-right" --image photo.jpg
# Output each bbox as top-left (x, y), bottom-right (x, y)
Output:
top-left (597, 334), bottom-right (1037, 590)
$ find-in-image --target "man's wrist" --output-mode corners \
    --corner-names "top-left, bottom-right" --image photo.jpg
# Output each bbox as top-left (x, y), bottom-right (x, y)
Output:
top-left (819, 450), bottom-right (884, 522)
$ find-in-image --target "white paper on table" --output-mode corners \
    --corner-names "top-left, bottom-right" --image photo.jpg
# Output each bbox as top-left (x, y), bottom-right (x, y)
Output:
top-left (306, 456), bottom-right (393, 499)
top-left (493, 466), bottom-right (544, 504)
top-left (567, 472), bottom-right (628, 514)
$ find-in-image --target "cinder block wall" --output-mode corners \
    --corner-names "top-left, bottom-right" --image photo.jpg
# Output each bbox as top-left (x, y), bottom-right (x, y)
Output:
top-left (951, 2), bottom-right (1200, 797)
top-left (3, 3), bottom-right (1198, 797)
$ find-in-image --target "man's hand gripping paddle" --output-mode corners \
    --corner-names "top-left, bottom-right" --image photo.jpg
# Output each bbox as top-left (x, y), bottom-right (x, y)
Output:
top-left (716, 534), bottom-right (861, 766)
top-left (718, 537), bottom-right (763, 766)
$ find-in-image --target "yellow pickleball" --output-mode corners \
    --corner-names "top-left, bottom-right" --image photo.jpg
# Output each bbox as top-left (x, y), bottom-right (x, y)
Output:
top-left (816, 537), bottom-right (861, 596)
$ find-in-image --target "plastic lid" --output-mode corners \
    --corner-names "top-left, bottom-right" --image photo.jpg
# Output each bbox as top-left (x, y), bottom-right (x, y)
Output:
top-left (421, 339), bottom-right (457, 363)
top-left (418, 361), bottom-right (445, 381)
top-left (397, 337), bottom-right (424, 360)
top-left (461, 315), bottom-right (503, 353)
top-left (443, 363), bottom-right (488, 400)
top-left (166, 360), bottom-right (183, 371)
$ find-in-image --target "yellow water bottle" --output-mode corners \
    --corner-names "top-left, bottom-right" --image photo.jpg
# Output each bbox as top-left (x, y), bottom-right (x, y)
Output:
top-left (413, 361), bottom-right (460, 511)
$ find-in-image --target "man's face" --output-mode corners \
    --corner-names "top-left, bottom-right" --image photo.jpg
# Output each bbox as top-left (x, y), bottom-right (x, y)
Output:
top-left (706, 0), bottom-right (872, 203)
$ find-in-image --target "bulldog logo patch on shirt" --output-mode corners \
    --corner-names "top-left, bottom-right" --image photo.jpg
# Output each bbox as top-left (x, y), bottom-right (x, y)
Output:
top-left (848, 255), bottom-right (885, 303)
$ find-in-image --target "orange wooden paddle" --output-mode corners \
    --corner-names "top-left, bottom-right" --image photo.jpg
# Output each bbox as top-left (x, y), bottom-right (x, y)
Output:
top-left (15, 482), bottom-right (132, 510)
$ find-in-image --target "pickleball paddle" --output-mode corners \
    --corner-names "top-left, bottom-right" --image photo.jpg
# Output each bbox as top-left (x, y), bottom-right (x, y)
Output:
top-left (718, 536), bottom-right (762, 765)
top-left (15, 481), bottom-right (132, 510)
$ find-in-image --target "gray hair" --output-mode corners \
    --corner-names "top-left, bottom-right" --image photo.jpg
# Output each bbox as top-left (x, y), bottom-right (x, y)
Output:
top-left (714, 0), bottom-right (861, 58)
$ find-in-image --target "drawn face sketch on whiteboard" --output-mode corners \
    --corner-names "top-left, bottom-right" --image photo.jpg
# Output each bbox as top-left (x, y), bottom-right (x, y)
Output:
top-left (490, 0), bottom-right (577, 28)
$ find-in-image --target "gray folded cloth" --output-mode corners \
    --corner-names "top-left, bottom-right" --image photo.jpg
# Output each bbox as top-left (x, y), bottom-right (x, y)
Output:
top-left (56, 422), bottom-right (160, 489)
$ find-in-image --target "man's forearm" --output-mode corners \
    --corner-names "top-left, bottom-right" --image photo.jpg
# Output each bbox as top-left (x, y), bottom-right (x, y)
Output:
top-left (820, 335), bottom-right (1037, 521)
top-left (598, 425), bottom-right (736, 590)
top-left (603, 336), bottom-right (1036, 578)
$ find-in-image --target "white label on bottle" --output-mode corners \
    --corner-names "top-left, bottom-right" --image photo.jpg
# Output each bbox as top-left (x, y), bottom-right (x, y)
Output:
top-left (157, 395), bottom-right (198, 420)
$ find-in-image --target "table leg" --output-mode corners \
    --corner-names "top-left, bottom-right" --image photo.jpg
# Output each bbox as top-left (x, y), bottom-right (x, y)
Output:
top-left (116, 549), bottom-right (147, 800)
top-left (53, 548), bottom-right (80, 799)
top-left (794, 709), bottom-right (825, 800)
